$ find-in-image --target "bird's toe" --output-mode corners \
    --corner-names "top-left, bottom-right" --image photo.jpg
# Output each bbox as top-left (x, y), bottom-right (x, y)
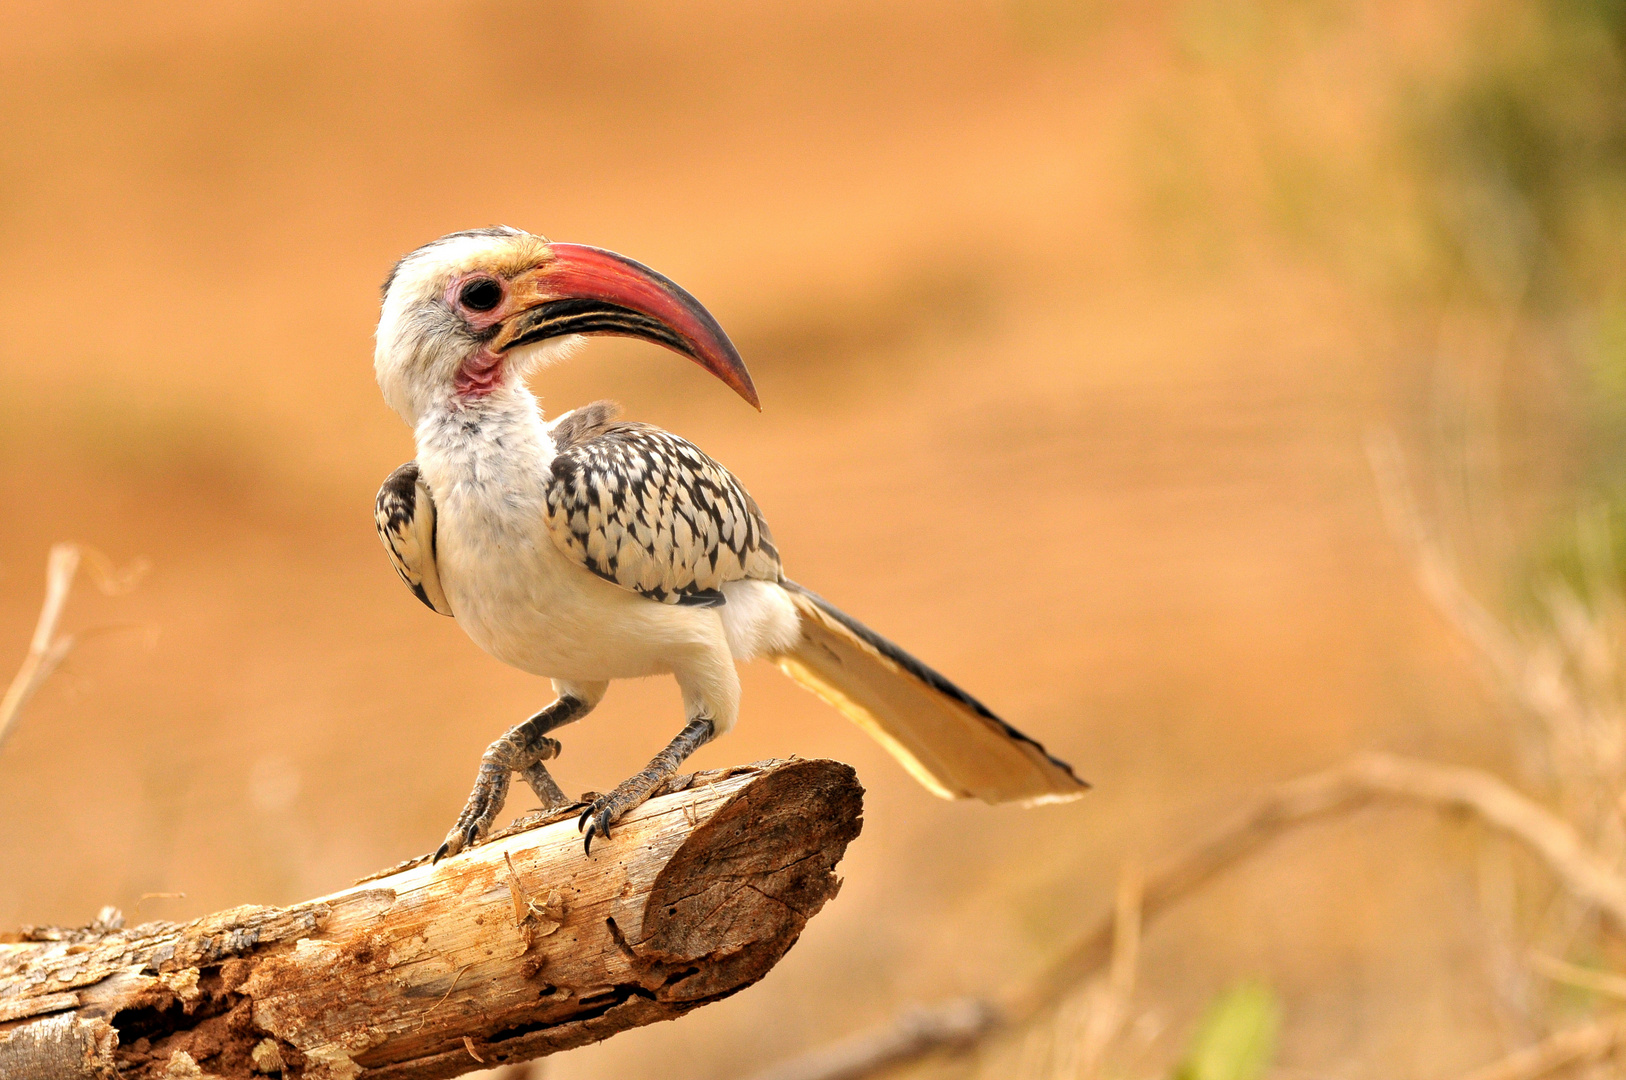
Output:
top-left (579, 799), bottom-right (618, 855)
top-left (434, 805), bottom-right (494, 864)
top-left (434, 828), bottom-right (464, 864)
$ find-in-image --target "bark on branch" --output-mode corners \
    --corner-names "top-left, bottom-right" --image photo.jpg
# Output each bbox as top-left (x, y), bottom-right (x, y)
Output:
top-left (0, 758), bottom-right (863, 1080)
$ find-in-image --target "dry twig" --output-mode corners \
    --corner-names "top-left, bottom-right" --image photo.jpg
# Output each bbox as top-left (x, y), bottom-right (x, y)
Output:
top-left (1021, 752), bottom-right (1626, 1019)
top-left (0, 543), bottom-right (146, 752)
top-left (1060, 864), bottom-right (1143, 1080)
top-left (1527, 952), bottom-right (1626, 1002)
top-left (747, 752), bottom-right (1626, 1080)
top-left (744, 999), bottom-right (999, 1080)
top-left (1369, 432), bottom-right (1626, 893)
top-left (1458, 1014), bottom-right (1626, 1080)
top-left (0, 544), bottom-right (84, 751)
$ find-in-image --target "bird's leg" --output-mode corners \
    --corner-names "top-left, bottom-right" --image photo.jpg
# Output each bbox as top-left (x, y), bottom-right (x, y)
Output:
top-left (435, 693), bottom-right (593, 863)
top-left (519, 758), bottom-right (571, 809)
top-left (579, 716), bottom-right (714, 854)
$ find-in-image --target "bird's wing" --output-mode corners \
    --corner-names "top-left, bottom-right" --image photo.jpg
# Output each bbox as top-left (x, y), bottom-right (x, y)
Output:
top-left (376, 461), bottom-right (454, 616)
top-left (543, 401), bottom-right (782, 606)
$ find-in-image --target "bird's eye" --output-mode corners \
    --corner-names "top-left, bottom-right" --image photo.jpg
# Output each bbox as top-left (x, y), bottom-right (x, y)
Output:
top-left (458, 278), bottom-right (503, 312)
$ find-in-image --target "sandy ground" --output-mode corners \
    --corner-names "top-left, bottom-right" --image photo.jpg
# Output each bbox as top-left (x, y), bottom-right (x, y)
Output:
top-left (0, 3), bottom-right (1572, 1076)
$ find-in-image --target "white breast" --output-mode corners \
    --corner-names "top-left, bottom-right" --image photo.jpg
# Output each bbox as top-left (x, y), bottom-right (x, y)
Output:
top-left (412, 387), bottom-right (728, 682)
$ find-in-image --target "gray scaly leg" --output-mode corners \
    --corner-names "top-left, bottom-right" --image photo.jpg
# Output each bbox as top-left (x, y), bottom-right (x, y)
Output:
top-left (579, 716), bottom-right (714, 854)
top-left (520, 758), bottom-right (571, 808)
top-left (435, 695), bottom-right (593, 863)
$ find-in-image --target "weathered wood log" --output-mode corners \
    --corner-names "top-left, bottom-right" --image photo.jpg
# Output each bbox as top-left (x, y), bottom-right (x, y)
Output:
top-left (0, 758), bottom-right (863, 1080)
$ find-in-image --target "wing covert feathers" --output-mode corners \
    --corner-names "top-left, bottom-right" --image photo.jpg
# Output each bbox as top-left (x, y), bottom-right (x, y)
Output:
top-left (375, 462), bottom-right (453, 617)
top-left (544, 402), bottom-right (781, 606)
top-left (773, 582), bottom-right (1088, 806)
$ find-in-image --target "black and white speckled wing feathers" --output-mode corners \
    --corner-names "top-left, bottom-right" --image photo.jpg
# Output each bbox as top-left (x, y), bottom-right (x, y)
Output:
top-left (544, 402), bottom-right (781, 606)
top-left (375, 461), bottom-right (454, 616)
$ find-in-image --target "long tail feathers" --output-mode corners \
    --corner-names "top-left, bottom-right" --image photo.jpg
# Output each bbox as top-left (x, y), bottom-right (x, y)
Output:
top-left (772, 581), bottom-right (1088, 806)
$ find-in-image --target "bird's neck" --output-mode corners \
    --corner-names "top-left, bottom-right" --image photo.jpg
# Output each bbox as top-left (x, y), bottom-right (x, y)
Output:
top-left (412, 382), bottom-right (555, 501)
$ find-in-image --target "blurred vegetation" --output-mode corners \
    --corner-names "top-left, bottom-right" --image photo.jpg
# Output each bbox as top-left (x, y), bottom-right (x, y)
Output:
top-left (1171, 981), bottom-right (1280, 1080)
top-left (1410, 1), bottom-right (1626, 311)
top-left (1105, 3), bottom-right (1626, 1061)
top-left (1157, 0), bottom-right (1626, 605)
top-left (1406, 0), bottom-right (1626, 592)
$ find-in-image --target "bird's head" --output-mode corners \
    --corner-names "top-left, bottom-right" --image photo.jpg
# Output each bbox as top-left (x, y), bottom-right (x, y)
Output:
top-left (375, 226), bottom-right (758, 424)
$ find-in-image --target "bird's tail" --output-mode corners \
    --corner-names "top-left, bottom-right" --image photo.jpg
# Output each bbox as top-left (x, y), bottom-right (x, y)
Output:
top-left (771, 581), bottom-right (1088, 806)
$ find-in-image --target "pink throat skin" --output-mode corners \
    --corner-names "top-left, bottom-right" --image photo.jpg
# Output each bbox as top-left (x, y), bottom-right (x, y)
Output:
top-left (455, 347), bottom-right (505, 398)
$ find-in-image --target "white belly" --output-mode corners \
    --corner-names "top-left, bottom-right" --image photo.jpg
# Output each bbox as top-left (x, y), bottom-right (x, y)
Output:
top-left (412, 389), bottom-right (799, 691)
top-left (436, 509), bottom-right (719, 681)
top-left (413, 394), bottom-right (719, 682)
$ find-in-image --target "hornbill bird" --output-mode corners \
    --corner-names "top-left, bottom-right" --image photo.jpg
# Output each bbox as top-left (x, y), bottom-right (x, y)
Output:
top-left (372, 227), bottom-right (1087, 861)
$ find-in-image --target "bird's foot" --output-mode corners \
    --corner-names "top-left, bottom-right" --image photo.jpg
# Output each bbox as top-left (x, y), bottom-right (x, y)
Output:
top-left (578, 716), bottom-right (713, 855)
top-left (434, 735), bottom-right (563, 864)
top-left (577, 780), bottom-right (655, 856)
top-left (436, 761), bottom-right (509, 864)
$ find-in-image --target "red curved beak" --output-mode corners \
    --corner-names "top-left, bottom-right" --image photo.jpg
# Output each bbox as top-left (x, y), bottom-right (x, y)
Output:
top-left (492, 244), bottom-right (760, 410)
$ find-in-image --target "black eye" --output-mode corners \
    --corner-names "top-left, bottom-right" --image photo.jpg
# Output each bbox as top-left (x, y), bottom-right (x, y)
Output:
top-left (458, 278), bottom-right (503, 312)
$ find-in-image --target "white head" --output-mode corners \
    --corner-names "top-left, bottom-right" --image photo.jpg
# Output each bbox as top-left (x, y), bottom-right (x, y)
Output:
top-left (374, 226), bottom-right (758, 425)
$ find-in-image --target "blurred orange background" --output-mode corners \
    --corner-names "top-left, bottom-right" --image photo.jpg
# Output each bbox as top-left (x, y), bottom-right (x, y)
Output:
top-left (3, 2), bottom-right (1619, 1076)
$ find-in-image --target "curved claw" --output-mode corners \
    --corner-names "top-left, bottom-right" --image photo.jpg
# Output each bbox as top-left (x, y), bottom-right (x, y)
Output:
top-left (580, 800), bottom-right (616, 855)
top-left (433, 820), bottom-right (485, 866)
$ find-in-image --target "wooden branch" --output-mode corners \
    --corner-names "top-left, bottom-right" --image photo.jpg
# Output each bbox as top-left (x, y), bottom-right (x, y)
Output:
top-left (0, 758), bottom-right (863, 1080)
top-left (746, 752), bottom-right (1626, 1080)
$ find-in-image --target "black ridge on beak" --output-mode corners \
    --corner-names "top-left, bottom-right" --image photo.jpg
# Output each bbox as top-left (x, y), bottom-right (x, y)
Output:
top-left (494, 244), bottom-right (759, 409)
top-left (503, 299), bottom-right (689, 355)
